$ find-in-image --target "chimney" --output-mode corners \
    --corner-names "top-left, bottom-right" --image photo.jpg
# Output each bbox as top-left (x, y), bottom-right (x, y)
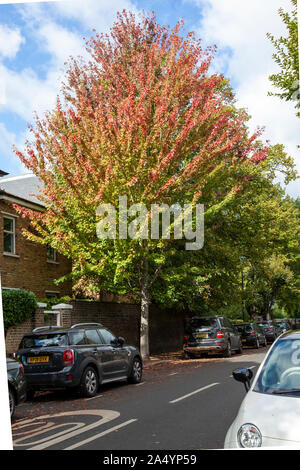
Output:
top-left (0, 170), bottom-right (8, 177)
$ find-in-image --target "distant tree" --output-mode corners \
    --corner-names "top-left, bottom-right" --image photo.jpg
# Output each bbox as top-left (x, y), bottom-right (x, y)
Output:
top-left (267, 0), bottom-right (299, 117)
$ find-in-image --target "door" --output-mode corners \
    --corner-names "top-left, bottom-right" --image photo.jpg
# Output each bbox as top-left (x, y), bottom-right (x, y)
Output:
top-left (84, 329), bottom-right (115, 380)
top-left (98, 328), bottom-right (129, 378)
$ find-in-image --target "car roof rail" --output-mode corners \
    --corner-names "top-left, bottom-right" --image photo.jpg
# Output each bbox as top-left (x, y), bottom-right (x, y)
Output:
top-left (70, 322), bottom-right (103, 329)
top-left (32, 326), bottom-right (62, 333)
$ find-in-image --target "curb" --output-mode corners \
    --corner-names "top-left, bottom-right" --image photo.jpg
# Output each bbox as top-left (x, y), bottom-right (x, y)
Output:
top-left (143, 357), bottom-right (184, 369)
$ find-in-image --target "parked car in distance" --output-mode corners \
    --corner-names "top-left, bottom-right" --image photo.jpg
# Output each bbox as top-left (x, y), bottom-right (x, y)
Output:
top-left (7, 357), bottom-right (27, 419)
top-left (225, 330), bottom-right (300, 448)
top-left (234, 323), bottom-right (267, 349)
top-left (274, 320), bottom-right (291, 334)
top-left (14, 323), bottom-right (143, 398)
top-left (256, 320), bottom-right (281, 343)
top-left (183, 316), bottom-right (243, 358)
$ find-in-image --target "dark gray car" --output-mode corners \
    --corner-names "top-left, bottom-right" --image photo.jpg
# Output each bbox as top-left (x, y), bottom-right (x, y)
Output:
top-left (183, 316), bottom-right (243, 358)
top-left (15, 323), bottom-right (143, 398)
top-left (7, 357), bottom-right (27, 418)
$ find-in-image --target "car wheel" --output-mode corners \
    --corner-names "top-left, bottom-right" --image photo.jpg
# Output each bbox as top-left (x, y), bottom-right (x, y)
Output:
top-left (223, 341), bottom-right (232, 358)
top-left (80, 366), bottom-right (99, 398)
top-left (9, 388), bottom-right (15, 419)
top-left (128, 357), bottom-right (143, 384)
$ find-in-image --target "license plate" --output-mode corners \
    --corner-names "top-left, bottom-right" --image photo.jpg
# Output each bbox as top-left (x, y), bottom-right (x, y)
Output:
top-left (28, 356), bottom-right (49, 364)
top-left (197, 333), bottom-right (208, 338)
top-left (242, 339), bottom-right (247, 342)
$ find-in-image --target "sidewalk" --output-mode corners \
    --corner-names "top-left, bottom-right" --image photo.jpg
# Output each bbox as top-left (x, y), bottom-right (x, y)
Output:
top-left (143, 350), bottom-right (184, 368)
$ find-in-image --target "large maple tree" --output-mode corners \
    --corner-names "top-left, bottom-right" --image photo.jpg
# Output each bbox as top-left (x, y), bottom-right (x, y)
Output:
top-left (14, 11), bottom-right (270, 358)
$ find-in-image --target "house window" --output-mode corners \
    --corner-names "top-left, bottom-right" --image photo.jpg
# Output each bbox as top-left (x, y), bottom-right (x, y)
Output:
top-left (45, 291), bottom-right (60, 299)
top-left (47, 245), bottom-right (57, 262)
top-left (3, 216), bottom-right (16, 254)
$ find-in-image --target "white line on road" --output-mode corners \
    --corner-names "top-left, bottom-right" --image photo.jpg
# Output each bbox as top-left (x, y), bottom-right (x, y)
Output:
top-left (169, 382), bottom-right (219, 404)
top-left (85, 394), bottom-right (103, 401)
top-left (135, 382), bottom-right (145, 386)
top-left (26, 410), bottom-right (120, 450)
top-left (168, 372), bottom-right (178, 376)
top-left (63, 419), bottom-right (138, 450)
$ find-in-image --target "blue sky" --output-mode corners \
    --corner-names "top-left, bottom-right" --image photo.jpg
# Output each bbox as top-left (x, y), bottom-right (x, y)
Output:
top-left (0, 0), bottom-right (299, 196)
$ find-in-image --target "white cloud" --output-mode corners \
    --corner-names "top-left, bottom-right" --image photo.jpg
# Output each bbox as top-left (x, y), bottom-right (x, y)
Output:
top-left (0, 63), bottom-right (59, 122)
top-left (53, 0), bottom-right (139, 32)
top-left (0, 24), bottom-right (25, 59)
top-left (0, 122), bottom-right (28, 174)
top-left (188, 0), bottom-right (300, 197)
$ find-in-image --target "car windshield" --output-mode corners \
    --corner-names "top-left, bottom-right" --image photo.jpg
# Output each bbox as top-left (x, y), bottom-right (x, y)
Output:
top-left (20, 333), bottom-right (68, 348)
top-left (188, 318), bottom-right (218, 329)
top-left (257, 322), bottom-right (271, 329)
top-left (253, 338), bottom-right (300, 396)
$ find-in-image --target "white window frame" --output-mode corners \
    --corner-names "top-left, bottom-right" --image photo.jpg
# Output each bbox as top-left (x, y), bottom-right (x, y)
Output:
top-left (3, 215), bottom-right (16, 255)
top-left (46, 245), bottom-right (57, 263)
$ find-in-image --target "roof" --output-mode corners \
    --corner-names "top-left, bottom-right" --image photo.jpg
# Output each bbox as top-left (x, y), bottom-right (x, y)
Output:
top-left (0, 174), bottom-right (44, 208)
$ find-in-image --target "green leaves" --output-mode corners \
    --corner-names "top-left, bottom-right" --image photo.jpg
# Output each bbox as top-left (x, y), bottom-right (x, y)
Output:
top-left (267, 0), bottom-right (299, 117)
top-left (3, 289), bottom-right (37, 334)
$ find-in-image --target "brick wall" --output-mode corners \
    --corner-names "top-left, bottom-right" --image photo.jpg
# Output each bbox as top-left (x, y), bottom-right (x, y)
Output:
top-left (5, 300), bottom-right (185, 355)
top-left (70, 300), bottom-right (184, 353)
top-left (5, 307), bottom-right (45, 353)
top-left (0, 200), bottom-right (72, 299)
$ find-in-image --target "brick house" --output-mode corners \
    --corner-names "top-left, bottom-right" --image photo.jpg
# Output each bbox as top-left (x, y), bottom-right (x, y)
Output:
top-left (0, 171), bottom-right (72, 300)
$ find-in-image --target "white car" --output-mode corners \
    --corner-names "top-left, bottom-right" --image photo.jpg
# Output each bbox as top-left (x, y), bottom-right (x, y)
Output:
top-left (224, 330), bottom-right (300, 449)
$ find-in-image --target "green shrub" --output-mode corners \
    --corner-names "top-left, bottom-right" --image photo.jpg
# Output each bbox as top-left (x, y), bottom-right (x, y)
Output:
top-left (2, 289), bottom-right (37, 334)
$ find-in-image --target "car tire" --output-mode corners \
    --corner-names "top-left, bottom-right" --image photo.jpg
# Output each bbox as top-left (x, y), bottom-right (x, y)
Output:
top-left (223, 341), bottom-right (232, 358)
top-left (79, 366), bottom-right (99, 398)
top-left (128, 357), bottom-right (143, 384)
top-left (9, 387), bottom-right (15, 419)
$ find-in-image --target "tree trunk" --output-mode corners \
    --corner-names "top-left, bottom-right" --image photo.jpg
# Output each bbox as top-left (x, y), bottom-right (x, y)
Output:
top-left (140, 253), bottom-right (150, 360)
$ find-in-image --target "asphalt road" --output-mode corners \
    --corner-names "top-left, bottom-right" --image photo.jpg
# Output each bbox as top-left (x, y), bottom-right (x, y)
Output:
top-left (11, 347), bottom-right (268, 451)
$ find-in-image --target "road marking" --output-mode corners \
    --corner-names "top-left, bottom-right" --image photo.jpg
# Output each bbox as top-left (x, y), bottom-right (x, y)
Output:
top-left (169, 372), bottom-right (178, 376)
top-left (135, 382), bottom-right (145, 386)
top-left (15, 410), bottom-right (120, 450)
top-left (169, 382), bottom-right (219, 404)
top-left (85, 394), bottom-right (103, 401)
top-left (64, 419), bottom-right (137, 450)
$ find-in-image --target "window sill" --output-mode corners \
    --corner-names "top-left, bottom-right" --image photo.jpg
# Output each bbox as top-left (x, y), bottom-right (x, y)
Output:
top-left (3, 252), bottom-right (20, 258)
top-left (47, 260), bottom-right (59, 265)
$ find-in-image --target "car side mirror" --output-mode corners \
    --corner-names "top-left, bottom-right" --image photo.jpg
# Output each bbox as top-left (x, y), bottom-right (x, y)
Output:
top-left (232, 368), bottom-right (253, 392)
top-left (117, 337), bottom-right (125, 347)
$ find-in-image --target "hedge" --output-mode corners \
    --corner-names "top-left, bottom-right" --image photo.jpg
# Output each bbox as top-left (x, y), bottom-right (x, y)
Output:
top-left (2, 289), bottom-right (37, 334)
